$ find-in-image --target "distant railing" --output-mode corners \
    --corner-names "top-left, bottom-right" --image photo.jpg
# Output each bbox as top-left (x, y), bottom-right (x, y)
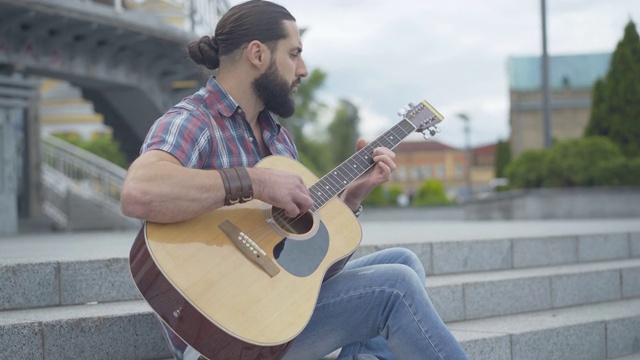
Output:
top-left (80, 0), bottom-right (230, 36)
top-left (41, 135), bottom-right (127, 217)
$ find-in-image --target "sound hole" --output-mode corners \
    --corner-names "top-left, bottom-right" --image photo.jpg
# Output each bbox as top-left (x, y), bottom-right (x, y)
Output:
top-left (271, 208), bottom-right (314, 235)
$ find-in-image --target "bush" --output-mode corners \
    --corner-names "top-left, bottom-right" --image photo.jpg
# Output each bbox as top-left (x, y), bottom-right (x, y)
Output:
top-left (362, 185), bottom-right (387, 206)
top-left (504, 149), bottom-right (549, 189)
top-left (543, 137), bottom-right (624, 187)
top-left (387, 185), bottom-right (405, 206)
top-left (361, 184), bottom-right (408, 207)
top-left (54, 133), bottom-right (128, 168)
top-left (505, 137), bottom-right (637, 188)
top-left (592, 157), bottom-right (640, 186)
top-left (411, 179), bottom-right (451, 206)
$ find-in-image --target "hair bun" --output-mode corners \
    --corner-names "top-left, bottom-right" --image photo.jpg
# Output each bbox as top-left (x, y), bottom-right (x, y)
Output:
top-left (187, 36), bottom-right (220, 70)
top-left (203, 36), bottom-right (219, 54)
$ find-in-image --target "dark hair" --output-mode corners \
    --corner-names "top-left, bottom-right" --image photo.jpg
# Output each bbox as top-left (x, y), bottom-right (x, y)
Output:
top-left (187, 0), bottom-right (295, 70)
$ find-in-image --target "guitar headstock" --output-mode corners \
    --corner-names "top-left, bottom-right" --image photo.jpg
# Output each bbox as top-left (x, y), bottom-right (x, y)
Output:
top-left (400, 100), bottom-right (444, 138)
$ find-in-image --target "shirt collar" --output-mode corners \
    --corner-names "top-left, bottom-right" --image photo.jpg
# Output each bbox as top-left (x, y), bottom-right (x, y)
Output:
top-left (205, 76), bottom-right (239, 118)
top-left (205, 76), bottom-right (283, 134)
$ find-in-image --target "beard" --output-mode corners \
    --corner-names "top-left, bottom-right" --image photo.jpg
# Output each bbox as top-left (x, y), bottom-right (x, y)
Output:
top-left (252, 60), bottom-right (298, 118)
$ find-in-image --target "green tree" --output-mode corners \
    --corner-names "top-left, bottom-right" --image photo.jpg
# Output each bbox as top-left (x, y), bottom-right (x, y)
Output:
top-left (279, 68), bottom-right (332, 175)
top-left (494, 140), bottom-right (511, 178)
top-left (411, 179), bottom-right (451, 206)
top-left (327, 99), bottom-right (360, 167)
top-left (585, 20), bottom-right (640, 158)
top-left (282, 68), bottom-right (327, 137)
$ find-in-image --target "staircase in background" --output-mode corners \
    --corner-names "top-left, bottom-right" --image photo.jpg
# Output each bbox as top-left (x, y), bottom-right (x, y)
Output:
top-left (40, 134), bottom-right (137, 231)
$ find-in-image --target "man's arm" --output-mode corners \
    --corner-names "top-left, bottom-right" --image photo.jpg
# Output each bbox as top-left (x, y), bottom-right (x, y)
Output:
top-left (120, 150), bottom-right (313, 223)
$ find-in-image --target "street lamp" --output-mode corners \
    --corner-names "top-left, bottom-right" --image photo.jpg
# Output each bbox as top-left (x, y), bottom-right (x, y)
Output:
top-left (541, 0), bottom-right (552, 148)
top-left (456, 113), bottom-right (472, 200)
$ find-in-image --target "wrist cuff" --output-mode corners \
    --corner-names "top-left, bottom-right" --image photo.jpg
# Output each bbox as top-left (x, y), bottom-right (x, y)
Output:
top-left (218, 167), bottom-right (253, 206)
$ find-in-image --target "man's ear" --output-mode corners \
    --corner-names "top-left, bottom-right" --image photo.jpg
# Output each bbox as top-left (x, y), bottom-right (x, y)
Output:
top-left (246, 40), bottom-right (269, 69)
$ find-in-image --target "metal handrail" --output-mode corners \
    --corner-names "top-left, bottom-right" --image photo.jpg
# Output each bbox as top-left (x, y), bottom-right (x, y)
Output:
top-left (41, 135), bottom-right (127, 213)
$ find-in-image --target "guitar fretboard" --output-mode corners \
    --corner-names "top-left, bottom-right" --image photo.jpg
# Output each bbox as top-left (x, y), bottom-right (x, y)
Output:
top-left (309, 118), bottom-right (416, 212)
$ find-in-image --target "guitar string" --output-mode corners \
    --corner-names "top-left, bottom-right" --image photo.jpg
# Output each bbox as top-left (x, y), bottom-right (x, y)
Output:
top-left (270, 119), bottom-right (416, 230)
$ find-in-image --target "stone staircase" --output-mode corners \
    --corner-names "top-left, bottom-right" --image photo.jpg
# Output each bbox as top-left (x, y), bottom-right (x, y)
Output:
top-left (0, 224), bottom-right (638, 359)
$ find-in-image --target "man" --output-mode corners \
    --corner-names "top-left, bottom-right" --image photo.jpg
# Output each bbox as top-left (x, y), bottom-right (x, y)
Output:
top-left (121, 1), bottom-right (468, 359)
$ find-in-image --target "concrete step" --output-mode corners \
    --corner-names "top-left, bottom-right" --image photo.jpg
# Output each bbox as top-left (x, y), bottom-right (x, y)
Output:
top-left (2, 235), bottom-right (638, 314)
top-left (0, 300), bottom-right (169, 360)
top-left (450, 298), bottom-right (640, 360)
top-left (427, 258), bottom-right (640, 322)
top-left (0, 257), bottom-right (141, 311)
top-left (353, 230), bottom-right (640, 275)
top-left (610, 354), bottom-right (640, 360)
top-left (2, 298), bottom-right (638, 360)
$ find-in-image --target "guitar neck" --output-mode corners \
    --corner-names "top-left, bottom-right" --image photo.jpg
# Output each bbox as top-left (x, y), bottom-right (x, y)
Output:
top-left (309, 118), bottom-right (416, 213)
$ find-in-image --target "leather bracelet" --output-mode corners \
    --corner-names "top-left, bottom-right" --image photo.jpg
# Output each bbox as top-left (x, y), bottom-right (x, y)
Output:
top-left (234, 167), bottom-right (254, 203)
top-left (218, 169), bottom-right (232, 205)
top-left (218, 167), bottom-right (253, 206)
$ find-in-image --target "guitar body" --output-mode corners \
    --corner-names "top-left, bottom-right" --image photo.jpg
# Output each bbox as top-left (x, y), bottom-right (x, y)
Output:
top-left (129, 155), bottom-right (363, 360)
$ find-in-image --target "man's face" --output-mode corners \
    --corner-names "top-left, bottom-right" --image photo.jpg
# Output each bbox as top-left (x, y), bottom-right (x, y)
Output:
top-left (252, 58), bottom-right (298, 118)
top-left (252, 21), bottom-right (308, 118)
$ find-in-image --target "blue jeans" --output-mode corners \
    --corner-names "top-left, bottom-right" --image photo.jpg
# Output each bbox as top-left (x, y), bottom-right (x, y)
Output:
top-left (282, 248), bottom-right (468, 360)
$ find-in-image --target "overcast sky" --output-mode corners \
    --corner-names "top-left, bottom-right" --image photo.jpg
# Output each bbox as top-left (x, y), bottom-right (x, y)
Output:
top-left (231, 0), bottom-right (640, 148)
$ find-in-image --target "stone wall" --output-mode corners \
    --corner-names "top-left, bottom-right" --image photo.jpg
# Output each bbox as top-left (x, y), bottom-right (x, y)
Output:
top-left (465, 187), bottom-right (640, 220)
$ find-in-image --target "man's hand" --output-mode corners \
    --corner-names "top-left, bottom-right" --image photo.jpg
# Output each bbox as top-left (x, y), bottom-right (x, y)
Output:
top-left (248, 168), bottom-right (313, 218)
top-left (341, 138), bottom-right (397, 210)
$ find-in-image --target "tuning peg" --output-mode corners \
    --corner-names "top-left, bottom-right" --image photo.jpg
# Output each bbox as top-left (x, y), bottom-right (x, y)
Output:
top-left (397, 109), bottom-right (406, 117)
top-left (420, 126), bottom-right (439, 140)
top-left (408, 102), bottom-right (416, 108)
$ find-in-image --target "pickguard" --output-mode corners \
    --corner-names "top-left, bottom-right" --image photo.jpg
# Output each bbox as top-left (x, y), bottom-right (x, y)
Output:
top-left (273, 221), bottom-right (329, 277)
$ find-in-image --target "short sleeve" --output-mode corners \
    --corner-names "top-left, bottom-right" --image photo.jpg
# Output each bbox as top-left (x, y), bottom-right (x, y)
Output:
top-left (141, 109), bottom-right (212, 169)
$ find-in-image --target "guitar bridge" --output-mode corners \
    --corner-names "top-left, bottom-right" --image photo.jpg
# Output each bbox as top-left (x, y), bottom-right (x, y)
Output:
top-left (218, 220), bottom-right (280, 277)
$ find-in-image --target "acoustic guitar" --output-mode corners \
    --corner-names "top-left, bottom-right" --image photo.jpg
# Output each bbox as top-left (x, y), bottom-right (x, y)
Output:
top-left (129, 100), bottom-right (444, 359)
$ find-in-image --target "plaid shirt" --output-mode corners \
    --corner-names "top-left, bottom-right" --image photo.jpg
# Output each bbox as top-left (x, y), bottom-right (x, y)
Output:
top-left (140, 76), bottom-right (298, 359)
top-left (141, 76), bottom-right (298, 168)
